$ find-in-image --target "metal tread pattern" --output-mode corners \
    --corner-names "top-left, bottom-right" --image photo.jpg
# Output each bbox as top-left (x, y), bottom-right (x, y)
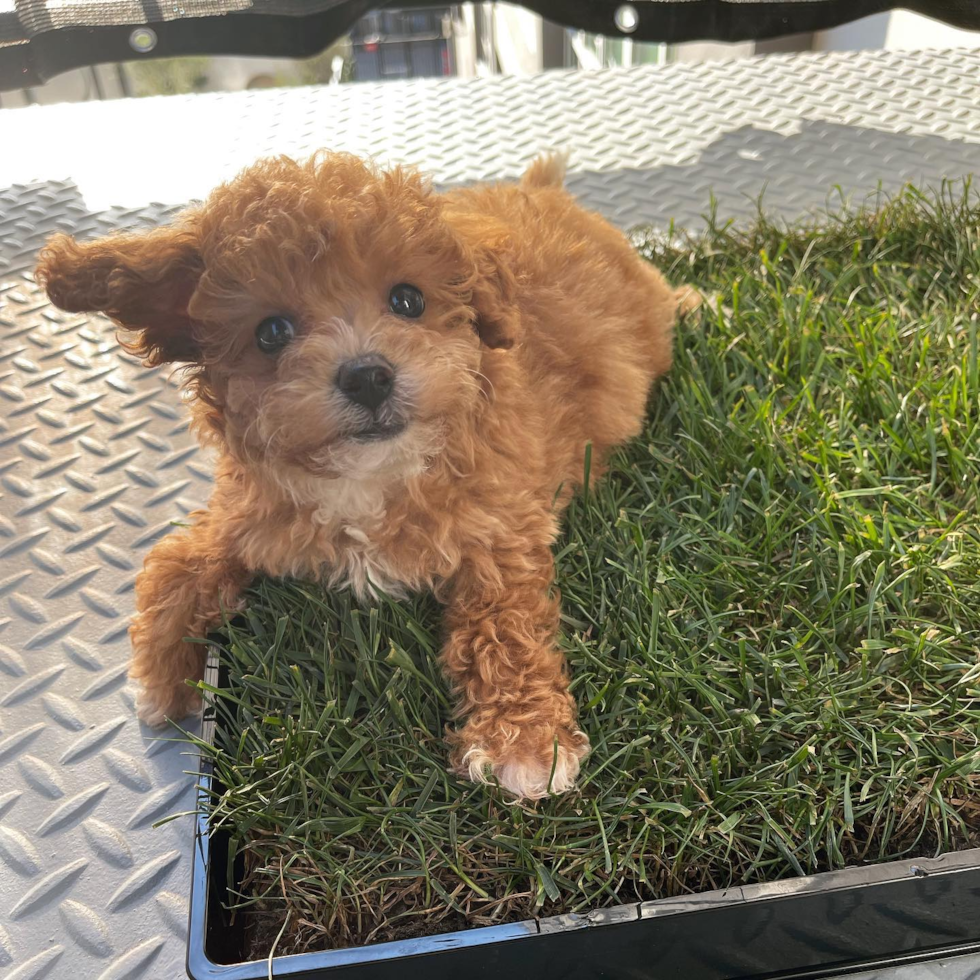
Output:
top-left (0, 191), bottom-right (207, 980)
top-left (2, 48), bottom-right (980, 227)
top-left (1, 47), bottom-right (980, 980)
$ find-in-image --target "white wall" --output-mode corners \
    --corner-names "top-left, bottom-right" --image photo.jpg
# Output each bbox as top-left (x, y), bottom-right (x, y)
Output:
top-left (884, 9), bottom-right (980, 47)
top-left (817, 10), bottom-right (980, 50)
top-left (672, 41), bottom-right (755, 62)
top-left (816, 12), bottom-right (889, 51)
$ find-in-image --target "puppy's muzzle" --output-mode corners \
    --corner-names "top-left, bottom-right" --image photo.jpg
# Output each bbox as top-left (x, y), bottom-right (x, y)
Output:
top-left (336, 354), bottom-right (395, 413)
top-left (336, 354), bottom-right (407, 441)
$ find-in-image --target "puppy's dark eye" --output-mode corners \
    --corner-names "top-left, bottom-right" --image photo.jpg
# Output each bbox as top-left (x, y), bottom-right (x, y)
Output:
top-left (389, 283), bottom-right (425, 319)
top-left (255, 315), bottom-right (295, 354)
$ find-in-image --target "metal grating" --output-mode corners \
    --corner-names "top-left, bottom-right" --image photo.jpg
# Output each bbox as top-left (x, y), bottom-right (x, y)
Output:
top-left (2, 48), bottom-right (980, 227)
top-left (0, 189), bottom-right (206, 980)
top-left (1, 48), bottom-right (979, 979)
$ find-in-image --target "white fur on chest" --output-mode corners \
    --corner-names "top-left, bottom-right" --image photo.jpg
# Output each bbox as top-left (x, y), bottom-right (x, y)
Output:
top-left (311, 474), bottom-right (388, 526)
top-left (268, 443), bottom-right (435, 600)
top-left (330, 534), bottom-right (407, 600)
top-left (310, 476), bottom-right (407, 600)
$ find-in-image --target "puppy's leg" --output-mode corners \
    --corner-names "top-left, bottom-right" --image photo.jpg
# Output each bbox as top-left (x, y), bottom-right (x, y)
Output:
top-left (444, 540), bottom-right (589, 800)
top-left (130, 515), bottom-right (247, 726)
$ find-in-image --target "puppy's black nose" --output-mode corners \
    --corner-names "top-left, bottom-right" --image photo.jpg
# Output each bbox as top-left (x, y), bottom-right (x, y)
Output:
top-left (336, 356), bottom-right (395, 412)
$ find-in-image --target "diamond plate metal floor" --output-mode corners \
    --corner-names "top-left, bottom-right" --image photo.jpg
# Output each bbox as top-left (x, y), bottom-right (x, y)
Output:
top-left (0, 196), bottom-right (205, 980)
top-left (1, 48), bottom-right (979, 225)
top-left (2, 47), bottom-right (980, 980)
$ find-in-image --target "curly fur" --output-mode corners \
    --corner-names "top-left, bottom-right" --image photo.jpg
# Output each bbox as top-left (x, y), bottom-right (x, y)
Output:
top-left (36, 151), bottom-right (692, 799)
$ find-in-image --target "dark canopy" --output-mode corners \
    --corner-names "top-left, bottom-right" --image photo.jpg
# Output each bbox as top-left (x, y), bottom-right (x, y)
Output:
top-left (2, 0), bottom-right (980, 90)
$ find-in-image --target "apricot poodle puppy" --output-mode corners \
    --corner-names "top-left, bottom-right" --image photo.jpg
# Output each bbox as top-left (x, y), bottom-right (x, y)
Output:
top-left (37, 152), bottom-right (695, 799)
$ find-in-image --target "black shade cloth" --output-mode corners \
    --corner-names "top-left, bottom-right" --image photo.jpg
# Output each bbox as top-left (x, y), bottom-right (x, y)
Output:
top-left (2, 0), bottom-right (980, 90)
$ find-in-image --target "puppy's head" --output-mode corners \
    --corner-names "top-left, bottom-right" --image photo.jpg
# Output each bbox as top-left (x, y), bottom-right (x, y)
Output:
top-left (36, 153), bottom-right (519, 488)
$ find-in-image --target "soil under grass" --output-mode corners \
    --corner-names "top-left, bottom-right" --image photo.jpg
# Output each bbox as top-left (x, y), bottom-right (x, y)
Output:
top-left (192, 186), bottom-right (980, 960)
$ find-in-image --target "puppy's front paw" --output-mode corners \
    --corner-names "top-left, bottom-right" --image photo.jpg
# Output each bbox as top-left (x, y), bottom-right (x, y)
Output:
top-left (135, 683), bottom-right (201, 728)
top-left (456, 725), bottom-right (590, 800)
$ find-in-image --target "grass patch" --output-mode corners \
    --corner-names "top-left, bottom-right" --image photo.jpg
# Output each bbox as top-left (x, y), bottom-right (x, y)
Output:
top-left (193, 185), bottom-right (980, 959)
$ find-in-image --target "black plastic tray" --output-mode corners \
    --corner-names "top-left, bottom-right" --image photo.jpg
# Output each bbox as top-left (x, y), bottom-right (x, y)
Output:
top-left (187, 652), bottom-right (980, 979)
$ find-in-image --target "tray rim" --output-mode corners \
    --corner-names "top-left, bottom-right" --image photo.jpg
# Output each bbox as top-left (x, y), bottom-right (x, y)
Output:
top-left (186, 649), bottom-right (980, 980)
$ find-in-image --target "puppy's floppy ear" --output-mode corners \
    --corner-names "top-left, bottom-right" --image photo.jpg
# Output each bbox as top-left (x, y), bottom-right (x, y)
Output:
top-left (470, 251), bottom-right (522, 351)
top-left (451, 213), bottom-right (522, 351)
top-left (35, 224), bottom-right (203, 366)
